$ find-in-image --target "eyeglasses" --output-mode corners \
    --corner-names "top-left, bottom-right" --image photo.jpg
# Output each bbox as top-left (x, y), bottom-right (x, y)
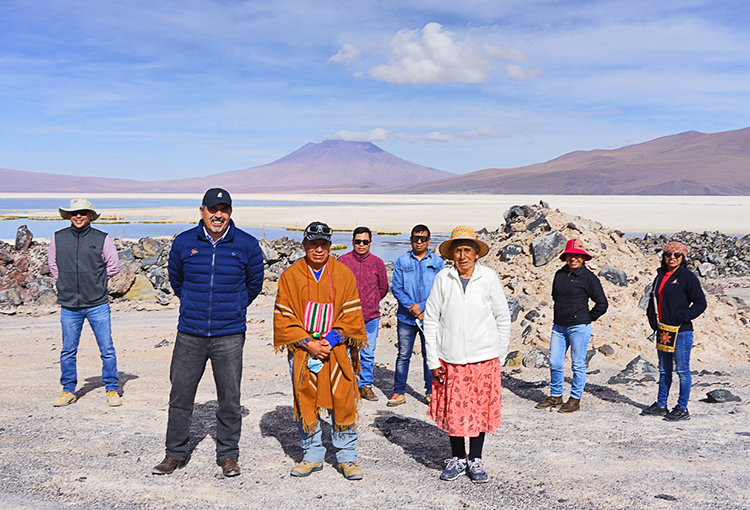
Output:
top-left (663, 252), bottom-right (684, 259)
top-left (353, 239), bottom-right (371, 245)
top-left (411, 235), bottom-right (429, 243)
top-left (305, 225), bottom-right (332, 235)
top-left (69, 210), bottom-right (89, 217)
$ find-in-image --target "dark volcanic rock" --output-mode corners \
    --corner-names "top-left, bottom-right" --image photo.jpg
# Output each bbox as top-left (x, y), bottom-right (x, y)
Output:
top-left (530, 230), bottom-right (567, 267)
top-left (14, 225), bottom-right (33, 251)
top-left (704, 389), bottom-right (741, 403)
top-left (506, 298), bottom-right (521, 322)
top-left (599, 265), bottom-right (628, 287)
top-left (608, 355), bottom-right (658, 384)
top-left (500, 244), bottom-right (524, 261)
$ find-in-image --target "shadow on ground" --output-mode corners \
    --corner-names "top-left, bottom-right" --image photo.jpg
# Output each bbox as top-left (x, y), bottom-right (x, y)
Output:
top-left (371, 411), bottom-right (446, 471)
top-left (502, 372), bottom-right (647, 410)
top-left (259, 405), bottom-right (339, 466)
top-left (180, 400), bottom-right (251, 464)
top-left (76, 371), bottom-right (138, 400)
top-left (372, 363), bottom-right (429, 403)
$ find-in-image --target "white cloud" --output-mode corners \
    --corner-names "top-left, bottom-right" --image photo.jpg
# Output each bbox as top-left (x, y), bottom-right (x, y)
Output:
top-left (505, 63), bottom-right (544, 81)
top-left (482, 43), bottom-right (528, 63)
top-left (369, 22), bottom-right (506, 84)
top-left (328, 43), bottom-right (361, 64)
top-left (424, 131), bottom-right (455, 142)
top-left (322, 127), bottom-right (389, 141)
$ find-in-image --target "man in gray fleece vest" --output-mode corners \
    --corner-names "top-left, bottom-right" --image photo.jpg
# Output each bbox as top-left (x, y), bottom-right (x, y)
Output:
top-left (47, 198), bottom-right (121, 407)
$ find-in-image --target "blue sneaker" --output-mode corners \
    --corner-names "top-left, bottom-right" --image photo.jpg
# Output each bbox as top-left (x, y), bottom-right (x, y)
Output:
top-left (468, 458), bottom-right (489, 483)
top-left (439, 457), bottom-right (467, 481)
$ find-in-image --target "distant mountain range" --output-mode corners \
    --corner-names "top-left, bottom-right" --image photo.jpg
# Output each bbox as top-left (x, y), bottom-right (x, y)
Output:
top-left (390, 127), bottom-right (750, 195)
top-left (2, 128), bottom-right (750, 195)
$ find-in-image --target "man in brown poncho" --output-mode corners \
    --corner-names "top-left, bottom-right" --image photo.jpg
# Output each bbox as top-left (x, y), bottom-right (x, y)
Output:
top-left (274, 221), bottom-right (367, 480)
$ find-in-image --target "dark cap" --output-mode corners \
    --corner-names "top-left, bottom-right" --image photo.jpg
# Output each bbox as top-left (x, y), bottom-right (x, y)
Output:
top-left (202, 188), bottom-right (232, 208)
top-left (303, 221), bottom-right (333, 242)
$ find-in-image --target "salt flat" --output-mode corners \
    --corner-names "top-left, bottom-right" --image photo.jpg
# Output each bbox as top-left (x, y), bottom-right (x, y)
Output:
top-left (5, 193), bottom-right (750, 234)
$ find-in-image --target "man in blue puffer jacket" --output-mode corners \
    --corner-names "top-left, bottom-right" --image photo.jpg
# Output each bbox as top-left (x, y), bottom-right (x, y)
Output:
top-left (152, 188), bottom-right (264, 478)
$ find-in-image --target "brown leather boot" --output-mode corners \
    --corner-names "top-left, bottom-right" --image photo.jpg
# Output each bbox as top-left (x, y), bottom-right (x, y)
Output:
top-left (535, 395), bottom-right (563, 409)
top-left (558, 397), bottom-right (580, 413)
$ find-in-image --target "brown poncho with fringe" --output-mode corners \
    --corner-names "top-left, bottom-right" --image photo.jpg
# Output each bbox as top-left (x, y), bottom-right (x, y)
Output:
top-left (273, 257), bottom-right (366, 432)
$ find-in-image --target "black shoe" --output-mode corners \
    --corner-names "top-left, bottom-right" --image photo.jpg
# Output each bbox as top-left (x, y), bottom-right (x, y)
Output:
top-left (640, 402), bottom-right (668, 416)
top-left (663, 406), bottom-right (690, 421)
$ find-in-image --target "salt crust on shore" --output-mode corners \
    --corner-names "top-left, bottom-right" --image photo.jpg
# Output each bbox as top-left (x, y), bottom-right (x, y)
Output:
top-left (6, 193), bottom-right (750, 234)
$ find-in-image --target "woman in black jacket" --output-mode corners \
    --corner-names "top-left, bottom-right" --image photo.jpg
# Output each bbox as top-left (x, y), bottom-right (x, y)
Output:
top-left (536, 239), bottom-right (608, 413)
top-left (642, 241), bottom-right (706, 421)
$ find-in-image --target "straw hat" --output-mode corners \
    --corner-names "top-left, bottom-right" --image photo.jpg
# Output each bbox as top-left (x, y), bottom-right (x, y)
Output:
top-left (559, 239), bottom-right (592, 261)
top-left (59, 198), bottom-right (101, 221)
top-left (439, 226), bottom-right (489, 259)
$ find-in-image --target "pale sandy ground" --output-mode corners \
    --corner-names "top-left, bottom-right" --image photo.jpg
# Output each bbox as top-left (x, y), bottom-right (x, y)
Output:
top-left (5, 193), bottom-right (750, 234)
top-left (1, 295), bottom-right (749, 510)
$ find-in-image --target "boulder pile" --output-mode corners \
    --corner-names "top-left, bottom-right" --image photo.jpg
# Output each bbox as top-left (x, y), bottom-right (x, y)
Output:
top-left (631, 231), bottom-right (750, 278)
top-left (0, 228), bottom-right (307, 310)
top-left (473, 202), bottom-right (750, 365)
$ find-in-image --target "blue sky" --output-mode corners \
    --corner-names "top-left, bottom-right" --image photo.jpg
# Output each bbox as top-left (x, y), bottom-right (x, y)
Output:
top-left (1, 0), bottom-right (749, 180)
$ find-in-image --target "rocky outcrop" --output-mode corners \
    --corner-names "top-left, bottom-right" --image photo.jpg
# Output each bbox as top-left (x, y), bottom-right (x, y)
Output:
top-left (631, 231), bottom-right (750, 277)
top-left (0, 226), bottom-right (306, 309)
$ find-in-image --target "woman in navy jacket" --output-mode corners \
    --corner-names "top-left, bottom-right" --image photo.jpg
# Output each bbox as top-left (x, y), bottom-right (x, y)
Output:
top-left (642, 241), bottom-right (706, 421)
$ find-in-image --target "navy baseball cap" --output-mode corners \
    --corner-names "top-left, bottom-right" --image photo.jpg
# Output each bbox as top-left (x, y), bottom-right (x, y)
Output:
top-left (202, 188), bottom-right (232, 208)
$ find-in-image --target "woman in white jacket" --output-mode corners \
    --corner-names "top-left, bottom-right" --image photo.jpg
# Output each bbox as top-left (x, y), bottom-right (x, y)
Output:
top-left (424, 226), bottom-right (511, 484)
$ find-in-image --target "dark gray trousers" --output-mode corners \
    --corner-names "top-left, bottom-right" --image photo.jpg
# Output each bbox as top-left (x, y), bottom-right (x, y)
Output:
top-left (165, 331), bottom-right (245, 463)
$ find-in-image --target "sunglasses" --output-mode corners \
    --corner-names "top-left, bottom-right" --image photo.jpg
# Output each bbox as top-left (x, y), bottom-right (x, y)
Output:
top-left (69, 210), bottom-right (89, 217)
top-left (411, 235), bottom-right (429, 243)
top-left (305, 225), bottom-right (332, 235)
top-left (353, 239), bottom-right (371, 245)
top-left (663, 252), bottom-right (684, 259)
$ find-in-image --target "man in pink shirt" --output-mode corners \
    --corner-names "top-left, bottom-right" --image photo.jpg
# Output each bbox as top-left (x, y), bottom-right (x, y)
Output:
top-left (338, 227), bottom-right (389, 401)
top-left (48, 198), bottom-right (121, 407)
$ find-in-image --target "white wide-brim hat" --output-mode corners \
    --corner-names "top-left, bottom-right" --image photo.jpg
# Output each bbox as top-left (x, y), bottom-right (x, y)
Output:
top-left (59, 198), bottom-right (100, 221)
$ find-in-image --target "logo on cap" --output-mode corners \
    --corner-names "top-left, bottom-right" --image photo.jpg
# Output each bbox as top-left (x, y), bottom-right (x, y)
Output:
top-left (218, 192), bottom-right (223, 197)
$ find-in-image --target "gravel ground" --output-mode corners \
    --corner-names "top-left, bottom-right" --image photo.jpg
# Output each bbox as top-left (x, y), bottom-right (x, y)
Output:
top-left (1, 295), bottom-right (749, 510)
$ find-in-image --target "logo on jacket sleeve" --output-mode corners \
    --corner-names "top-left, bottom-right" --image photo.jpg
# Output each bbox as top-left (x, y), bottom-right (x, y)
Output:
top-left (190, 248), bottom-right (198, 256)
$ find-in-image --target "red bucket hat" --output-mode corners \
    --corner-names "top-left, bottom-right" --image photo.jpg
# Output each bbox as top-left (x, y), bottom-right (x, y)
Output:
top-left (559, 239), bottom-right (592, 261)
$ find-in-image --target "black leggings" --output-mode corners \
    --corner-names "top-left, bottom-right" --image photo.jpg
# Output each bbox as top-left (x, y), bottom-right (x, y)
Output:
top-left (449, 433), bottom-right (485, 460)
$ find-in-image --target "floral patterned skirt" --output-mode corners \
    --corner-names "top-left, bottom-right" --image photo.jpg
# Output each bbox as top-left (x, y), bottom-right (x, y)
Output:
top-left (427, 357), bottom-right (502, 437)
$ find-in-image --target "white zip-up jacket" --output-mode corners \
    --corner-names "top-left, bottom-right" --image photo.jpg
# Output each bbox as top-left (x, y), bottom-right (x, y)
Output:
top-left (424, 264), bottom-right (511, 370)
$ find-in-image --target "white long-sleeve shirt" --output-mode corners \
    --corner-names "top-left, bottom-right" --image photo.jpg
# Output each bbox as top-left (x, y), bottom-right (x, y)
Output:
top-left (423, 264), bottom-right (511, 370)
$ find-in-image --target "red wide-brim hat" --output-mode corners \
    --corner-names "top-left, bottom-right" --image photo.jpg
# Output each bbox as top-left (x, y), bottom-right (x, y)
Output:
top-left (559, 239), bottom-right (592, 261)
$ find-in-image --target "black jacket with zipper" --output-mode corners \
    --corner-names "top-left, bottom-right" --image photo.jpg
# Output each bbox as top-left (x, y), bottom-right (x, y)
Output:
top-left (552, 265), bottom-right (608, 327)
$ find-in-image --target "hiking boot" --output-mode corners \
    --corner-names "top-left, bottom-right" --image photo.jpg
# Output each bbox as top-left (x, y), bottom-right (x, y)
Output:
top-left (152, 457), bottom-right (183, 475)
top-left (360, 385), bottom-right (378, 401)
top-left (640, 402), bottom-right (668, 416)
top-left (387, 394), bottom-right (405, 407)
top-left (558, 397), bottom-right (580, 413)
top-left (107, 390), bottom-right (122, 407)
top-left (338, 462), bottom-right (363, 480)
top-left (53, 392), bottom-right (77, 407)
top-left (664, 406), bottom-right (690, 421)
top-left (535, 395), bottom-right (563, 410)
top-left (439, 457), bottom-right (467, 481)
top-left (220, 458), bottom-right (240, 477)
top-left (468, 458), bottom-right (489, 483)
top-left (290, 460), bottom-right (323, 477)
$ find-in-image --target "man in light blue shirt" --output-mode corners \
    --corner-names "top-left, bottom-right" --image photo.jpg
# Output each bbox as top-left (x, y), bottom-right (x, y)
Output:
top-left (388, 224), bottom-right (444, 406)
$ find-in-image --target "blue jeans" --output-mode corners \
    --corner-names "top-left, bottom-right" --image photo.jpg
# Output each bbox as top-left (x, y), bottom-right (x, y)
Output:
top-left (549, 323), bottom-right (591, 400)
top-left (288, 358), bottom-right (358, 463)
top-left (166, 331), bottom-right (245, 463)
top-left (657, 331), bottom-right (694, 410)
top-left (393, 321), bottom-right (433, 395)
top-left (60, 303), bottom-right (118, 393)
top-left (358, 318), bottom-right (379, 387)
